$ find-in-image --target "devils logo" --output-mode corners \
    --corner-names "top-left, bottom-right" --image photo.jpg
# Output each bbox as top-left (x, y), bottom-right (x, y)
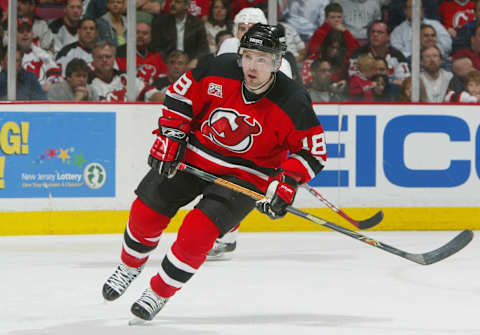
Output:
top-left (201, 109), bottom-right (262, 152)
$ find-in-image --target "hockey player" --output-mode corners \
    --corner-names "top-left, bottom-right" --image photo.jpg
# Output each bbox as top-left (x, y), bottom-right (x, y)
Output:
top-left (102, 23), bottom-right (327, 323)
top-left (208, 8), bottom-right (293, 260)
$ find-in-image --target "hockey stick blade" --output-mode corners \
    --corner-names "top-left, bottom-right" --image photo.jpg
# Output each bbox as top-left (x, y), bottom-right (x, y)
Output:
top-left (357, 210), bottom-right (384, 230)
top-left (178, 163), bottom-right (474, 265)
top-left (302, 184), bottom-right (383, 229)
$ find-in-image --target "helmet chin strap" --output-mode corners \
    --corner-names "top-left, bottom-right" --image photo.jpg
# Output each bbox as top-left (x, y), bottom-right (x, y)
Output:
top-left (243, 72), bottom-right (275, 94)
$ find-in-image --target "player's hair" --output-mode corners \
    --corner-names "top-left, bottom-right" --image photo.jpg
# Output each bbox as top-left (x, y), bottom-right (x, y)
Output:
top-left (93, 40), bottom-right (116, 57)
top-left (367, 20), bottom-right (391, 37)
top-left (79, 18), bottom-right (97, 30)
top-left (325, 3), bottom-right (343, 16)
top-left (66, 58), bottom-right (90, 78)
top-left (421, 45), bottom-right (442, 60)
top-left (465, 70), bottom-right (480, 86)
top-left (167, 49), bottom-right (189, 63)
top-left (215, 30), bottom-right (233, 46)
top-left (356, 55), bottom-right (376, 74)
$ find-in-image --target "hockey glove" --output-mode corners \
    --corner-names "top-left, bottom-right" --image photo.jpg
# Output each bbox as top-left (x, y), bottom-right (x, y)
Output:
top-left (256, 173), bottom-right (299, 219)
top-left (148, 113), bottom-right (190, 178)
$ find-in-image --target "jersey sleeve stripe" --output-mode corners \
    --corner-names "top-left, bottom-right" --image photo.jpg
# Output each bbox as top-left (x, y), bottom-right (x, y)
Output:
top-left (164, 93), bottom-right (193, 119)
top-left (166, 90), bottom-right (193, 106)
top-left (289, 152), bottom-right (325, 180)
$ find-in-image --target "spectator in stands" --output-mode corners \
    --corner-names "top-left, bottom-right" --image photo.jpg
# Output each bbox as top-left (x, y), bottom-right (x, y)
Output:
top-left (198, 29), bottom-right (233, 67)
top-left (278, 21), bottom-right (306, 63)
top-left (308, 58), bottom-right (346, 102)
top-left (136, 0), bottom-right (163, 25)
top-left (85, 0), bottom-right (108, 19)
top-left (151, 49), bottom-right (189, 102)
top-left (391, 0), bottom-right (451, 59)
top-left (420, 45), bottom-right (453, 102)
top-left (50, 0), bottom-right (84, 54)
top-left (374, 56), bottom-right (389, 76)
top-left (96, 0), bottom-right (127, 47)
top-left (284, 0), bottom-right (329, 42)
top-left (397, 76), bottom-right (428, 102)
top-left (90, 41), bottom-right (162, 101)
top-left (56, 18), bottom-right (99, 76)
top-left (17, 0), bottom-right (54, 51)
top-left (164, 0), bottom-right (211, 20)
top-left (439, 0), bottom-right (475, 38)
top-left (371, 73), bottom-right (393, 101)
top-left (0, 46), bottom-right (47, 100)
top-left (452, 24), bottom-right (480, 70)
top-left (48, 58), bottom-right (100, 101)
top-left (349, 20), bottom-right (410, 85)
top-left (349, 54), bottom-right (377, 101)
top-left (453, 0), bottom-right (480, 52)
top-left (303, 29), bottom-right (352, 86)
top-left (452, 69), bottom-right (480, 102)
top-left (17, 18), bottom-right (61, 92)
top-left (0, 0), bottom-right (6, 24)
top-left (333, 0), bottom-right (383, 42)
top-left (445, 55), bottom-right (475, 100)
top-left (151, 0), bottom-right (209, 69)
top-left (116, 22), bottom-right (168, 86)
top-left (204, 0), bottom-right (233, 54)
top-left (420, 23), bottom-right (452, 70)
top-left (307, 2), bottom-right (359, 60)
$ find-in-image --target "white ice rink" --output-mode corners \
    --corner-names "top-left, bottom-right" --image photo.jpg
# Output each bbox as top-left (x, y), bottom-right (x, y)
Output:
top-left (1, 230), bottom-right (479, 335)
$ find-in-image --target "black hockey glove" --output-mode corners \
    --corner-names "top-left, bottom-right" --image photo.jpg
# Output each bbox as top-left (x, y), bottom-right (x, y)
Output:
top-left (148, 112), bottom-right (190, 178)
top-left (256, 173), bottom-right (298, 219)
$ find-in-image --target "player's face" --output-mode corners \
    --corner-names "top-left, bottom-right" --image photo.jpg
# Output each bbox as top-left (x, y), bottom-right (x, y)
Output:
top-left (67, 71), bottom-right (88, 90)
top-left (65, 0), bottom-right (83, 22)
top-left (369, 23), bottom-right (389, 47)
top-left (241, 49), bottom-right (274, 89)
top-left (212, 0), bottom-right (227, 23)
top-left (421, 27), bottom-right (436, 48)
top-left (17, 26), bottom-right (33, 51)
top-left (467, 81), bottom-right (480, 97)
top-left (325, 12), bottom-right (342, 27)
top-left (237, 23), bottom-right (254, 39)
top-left (136, 23), bottom-right (151, 49)
top-left (93, 46), bottom-right (115, 74)
top-left (79, 20), bottom-right (98, 45)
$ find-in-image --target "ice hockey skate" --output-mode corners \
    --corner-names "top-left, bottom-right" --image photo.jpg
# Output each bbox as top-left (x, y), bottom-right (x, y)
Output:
top-left (129, 287), bottom-right (169, 325)
top-left (102, 263), bottom-right (144, 301)
top-left (206, 240), bottom-right (237, 260)
top-left (207, 229), bottom-right (238, 260)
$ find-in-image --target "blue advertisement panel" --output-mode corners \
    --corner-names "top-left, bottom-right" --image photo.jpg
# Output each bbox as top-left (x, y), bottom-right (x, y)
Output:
top-left (0, 112), bottom-right (115, 198)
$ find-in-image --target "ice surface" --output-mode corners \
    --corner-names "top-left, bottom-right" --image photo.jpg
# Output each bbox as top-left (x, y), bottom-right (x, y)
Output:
top-left (1, 231), bottom-right (478, 335)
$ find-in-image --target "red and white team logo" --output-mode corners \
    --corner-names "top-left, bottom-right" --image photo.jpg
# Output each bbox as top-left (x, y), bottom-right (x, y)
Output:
top-left (201, 109), bottom-right (262, 152)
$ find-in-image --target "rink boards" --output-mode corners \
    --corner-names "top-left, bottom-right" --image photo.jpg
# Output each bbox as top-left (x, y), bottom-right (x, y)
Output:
top-left (0, 102), bottom-right (478, 235)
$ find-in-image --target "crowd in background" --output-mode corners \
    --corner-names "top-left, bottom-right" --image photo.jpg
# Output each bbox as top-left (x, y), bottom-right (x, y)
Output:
top-left (0, 0), bottom-right (480, 103)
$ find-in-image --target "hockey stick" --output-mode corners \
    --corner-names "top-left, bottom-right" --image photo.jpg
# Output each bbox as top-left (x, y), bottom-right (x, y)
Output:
top-left (302, 184), bottom-right (383, 229)
top-left (177, 163), bottom-right (473, 265)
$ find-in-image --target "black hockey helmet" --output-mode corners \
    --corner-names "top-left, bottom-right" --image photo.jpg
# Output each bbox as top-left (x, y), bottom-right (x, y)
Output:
top-left (238, 23), bottom-right (283, 69)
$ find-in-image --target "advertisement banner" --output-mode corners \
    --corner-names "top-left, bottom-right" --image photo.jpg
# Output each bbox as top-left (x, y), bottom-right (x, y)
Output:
top-left (0, 112), bottom-right (115, 198)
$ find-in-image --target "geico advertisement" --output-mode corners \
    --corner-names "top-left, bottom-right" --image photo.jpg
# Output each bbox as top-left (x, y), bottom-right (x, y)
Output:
top-left (311, 104), bottom-right (480, 207)
top-left (0, 112), bottom-right (116, 198)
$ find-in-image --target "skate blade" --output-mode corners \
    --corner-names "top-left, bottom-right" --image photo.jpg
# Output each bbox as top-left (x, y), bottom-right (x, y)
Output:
top-left (128, 316), bottom-right (149, 326)
top-left (206, 253), bottom-right (233, 261)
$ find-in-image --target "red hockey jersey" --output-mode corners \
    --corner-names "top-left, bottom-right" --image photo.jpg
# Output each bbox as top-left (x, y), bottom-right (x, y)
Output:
top-left (162, 53), bottom-right (327, 192)
top-left (439, 0), bottom-right (475, 31)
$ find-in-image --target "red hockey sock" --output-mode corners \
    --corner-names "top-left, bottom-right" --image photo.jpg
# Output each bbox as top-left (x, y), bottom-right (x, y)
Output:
top-left (121, 198), bottom-right (170, 268)
top-left (150, 209), bottom-right (220, 298)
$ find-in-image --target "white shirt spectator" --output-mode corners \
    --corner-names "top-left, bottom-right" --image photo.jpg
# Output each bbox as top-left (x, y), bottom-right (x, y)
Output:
top-left (22, 44), bottom-right (61, 85)
top-left (333, 0), bottom-right (382, 41)
top-left (281, 22), bottom-right (306, 59)
top-left (285, 0), bottom-right (328, 40)
top-left (421, 69), bottom-right (453, 102)
top-left (391, 18), bottom-right (452, 58)
top-left (32, 19), bottom-right (54, 51)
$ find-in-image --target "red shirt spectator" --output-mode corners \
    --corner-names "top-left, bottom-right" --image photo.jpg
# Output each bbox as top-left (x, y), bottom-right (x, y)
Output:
top-left (439, 0), bottom-right (475, 37)
top-left (164, 0), bottom-right (211, 19)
